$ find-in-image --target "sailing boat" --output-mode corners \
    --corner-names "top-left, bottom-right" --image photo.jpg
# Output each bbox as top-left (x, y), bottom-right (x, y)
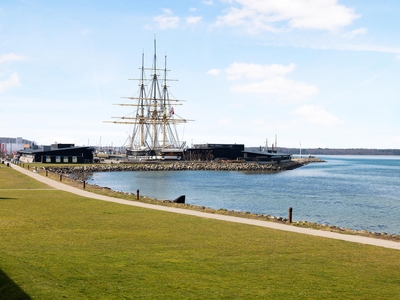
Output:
top-left (107, 39), bottom-right (190, 160)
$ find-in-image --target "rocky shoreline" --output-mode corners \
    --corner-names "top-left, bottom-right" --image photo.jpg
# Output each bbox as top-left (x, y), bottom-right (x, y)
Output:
top-left (43, 157), bottom-right (325, 175)
top-left (85, 189), bottom-right (400, 242)
top-left (34, 157), bottom-right (400, 242)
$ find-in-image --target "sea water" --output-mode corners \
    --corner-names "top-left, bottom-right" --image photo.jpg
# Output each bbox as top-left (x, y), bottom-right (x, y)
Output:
top-left (87, 156), bottom-right (400, 234)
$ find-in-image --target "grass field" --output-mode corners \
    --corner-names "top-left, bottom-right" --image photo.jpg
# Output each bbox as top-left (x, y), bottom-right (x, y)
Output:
top-left (1, 165), bottom-right (400, 299)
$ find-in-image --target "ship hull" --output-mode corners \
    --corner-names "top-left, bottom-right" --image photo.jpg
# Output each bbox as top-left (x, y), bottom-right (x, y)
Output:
top-left (157, 149), bottom-right (183, 160)
top-left (127, 148), bottom-right (183, 161)
top-left (126, 149), bottom-right (156, 160)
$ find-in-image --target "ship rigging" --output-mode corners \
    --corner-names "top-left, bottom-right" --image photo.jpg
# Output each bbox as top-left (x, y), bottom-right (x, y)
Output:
top-left (106, 39), bottom-right (191, 160)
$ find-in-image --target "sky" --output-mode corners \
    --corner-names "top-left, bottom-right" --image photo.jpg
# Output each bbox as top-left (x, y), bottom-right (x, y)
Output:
top-left (1, 0), bottom-right (400, 149)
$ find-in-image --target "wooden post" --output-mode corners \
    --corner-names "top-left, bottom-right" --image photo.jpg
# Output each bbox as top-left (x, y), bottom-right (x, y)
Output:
top-left (136, 189), bottom-right (139, 200)
top-left (83, 181), bottom-right (86, 189)
top-left (46, 170), bottom-right (48, 177)
top-left (60, 175), bottom-right (62, 182)
top-left (288, 207), bottom-right (293, 223)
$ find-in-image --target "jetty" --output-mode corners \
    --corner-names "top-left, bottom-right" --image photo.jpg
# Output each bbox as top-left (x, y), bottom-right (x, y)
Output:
top-left (42, 157), bottom-right (324, 175)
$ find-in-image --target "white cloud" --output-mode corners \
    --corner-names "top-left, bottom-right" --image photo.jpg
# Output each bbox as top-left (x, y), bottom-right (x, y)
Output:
top-left (0, 53), bottom-right (29, 63)
top-left (154, 9), bottom-right (180, 29)
top-left (226, 62), bottom-right (295, 80)
top-left (217, 0), bottom-right (360, 33)
top-left (207, 68), bottom-right (221, 76)
top-left (0, 73), bottom-right (21, 93)
top-left (291, 105), bottom-right (344, 127)
top-left (329, 44), bottom-right (400, 59)
top-left (230, 77), bottom-right (317, 101)
top-left (186, 16), bottom-right (202, 24)
top-left (342, 27), bottom-right (367, 39)
top-left (202, 1), bottom-right (214, 5)
top-left (225, 62), bottom-right (317, 101)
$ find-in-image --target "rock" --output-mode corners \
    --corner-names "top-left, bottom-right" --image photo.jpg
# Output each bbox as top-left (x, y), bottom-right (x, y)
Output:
top-left (173, 195), bottom-right (185, 204)
top-left (44, 159), bottom-right (321, 175)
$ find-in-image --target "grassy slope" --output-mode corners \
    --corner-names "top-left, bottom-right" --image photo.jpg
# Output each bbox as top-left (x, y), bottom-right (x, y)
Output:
top-left (1, 166), bottom-right (400, 299)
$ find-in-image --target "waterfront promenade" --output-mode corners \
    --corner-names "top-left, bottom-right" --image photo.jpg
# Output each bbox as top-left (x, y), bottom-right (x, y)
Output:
top-left (10, 163), bottom-right (400, 250)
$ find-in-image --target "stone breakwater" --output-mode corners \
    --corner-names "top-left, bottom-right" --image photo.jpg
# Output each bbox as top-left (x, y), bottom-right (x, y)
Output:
top-left (43, 157), bottom-right (324, 175)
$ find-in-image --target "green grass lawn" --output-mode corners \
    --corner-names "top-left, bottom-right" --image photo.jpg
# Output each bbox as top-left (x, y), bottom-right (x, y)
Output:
top-left (1, 165), bottom-right (400, 299)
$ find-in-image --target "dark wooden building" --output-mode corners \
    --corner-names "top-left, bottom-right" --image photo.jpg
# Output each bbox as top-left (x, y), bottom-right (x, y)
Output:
top-left (242, 150), bottom-right (291, 163)
top-left (18, 144), bottom-right (95, 163)
top-left (184, 143), bottom-right (245, 161)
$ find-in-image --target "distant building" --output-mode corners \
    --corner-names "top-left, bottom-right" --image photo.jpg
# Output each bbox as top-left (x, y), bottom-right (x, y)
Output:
top-left (18, 144), bottom-right (95, 163)
top-left (0, 137), bottom-right (35, 154)
top-left (184, 144), bottom-right (245, 161)
top-left (242, 150), bottom-right (291, 163)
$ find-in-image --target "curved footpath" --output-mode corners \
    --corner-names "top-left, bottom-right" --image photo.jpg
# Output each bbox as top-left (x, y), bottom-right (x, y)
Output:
top-left (10, 163), bottom-right (400, 251)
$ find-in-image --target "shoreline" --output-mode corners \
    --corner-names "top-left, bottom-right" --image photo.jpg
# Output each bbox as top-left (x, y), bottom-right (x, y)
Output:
top-left (9, 162), bottom-right (400, 248)
top-left (22, 158), bottom-right (400, 242)
top-left (82, 184), bottom-right (400, 243)
top-left (42, 157), bottom-right (325, 175)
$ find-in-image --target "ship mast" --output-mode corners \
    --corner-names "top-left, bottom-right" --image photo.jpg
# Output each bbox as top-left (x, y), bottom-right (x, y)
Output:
top-left (163, 54), bottom-right (168, 148)
top-left (151, 37), bottom-right (158, 150)
top-left (104, 37), bottom-right (191, 157)
top-left (139, 50), bottom-right (145, 148)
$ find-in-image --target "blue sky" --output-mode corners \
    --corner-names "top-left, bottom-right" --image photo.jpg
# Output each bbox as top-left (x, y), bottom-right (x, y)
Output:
top-left (1, 0), bottom-right (400, 149)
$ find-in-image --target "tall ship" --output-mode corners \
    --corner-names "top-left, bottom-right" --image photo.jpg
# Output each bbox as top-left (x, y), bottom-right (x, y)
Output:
top-left (107, 39), bottom-right (190, 160)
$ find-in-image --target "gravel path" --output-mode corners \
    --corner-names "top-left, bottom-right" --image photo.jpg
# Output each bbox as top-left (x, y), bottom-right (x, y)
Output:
top-left (11, 163), bottom-right (400, 250)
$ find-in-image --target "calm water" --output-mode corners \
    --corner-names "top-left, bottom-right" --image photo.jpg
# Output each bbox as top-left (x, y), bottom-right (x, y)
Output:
top-left (87, 156), bottom-right (400, 234)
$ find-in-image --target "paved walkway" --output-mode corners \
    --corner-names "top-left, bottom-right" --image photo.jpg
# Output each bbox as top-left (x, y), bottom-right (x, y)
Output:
top-left (10, 163), bottom-right (400, 250)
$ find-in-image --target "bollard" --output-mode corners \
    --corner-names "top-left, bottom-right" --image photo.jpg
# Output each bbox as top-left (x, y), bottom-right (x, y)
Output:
top-left (46, 170), bottom-right (48, 177)
top-left (60, 175), bottom-right (62, 182)
top-left (28, 165), bottom-right (30, 170)
top-left (136, 189), bottom-right (140, 200)
top-left (288, 207), bottom-right (293, 223)
top-left (83, 181), bottom-right (86, 189)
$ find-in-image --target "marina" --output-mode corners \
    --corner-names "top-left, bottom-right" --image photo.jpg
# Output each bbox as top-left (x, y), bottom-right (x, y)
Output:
top-left (104, 39), bottom-right (292, 163)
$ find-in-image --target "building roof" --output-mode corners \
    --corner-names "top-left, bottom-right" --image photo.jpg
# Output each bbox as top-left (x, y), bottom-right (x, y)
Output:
top-left (18, 146), bottom-right (94, 155)
top-left (242, 150), bottom-right (292, 157)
